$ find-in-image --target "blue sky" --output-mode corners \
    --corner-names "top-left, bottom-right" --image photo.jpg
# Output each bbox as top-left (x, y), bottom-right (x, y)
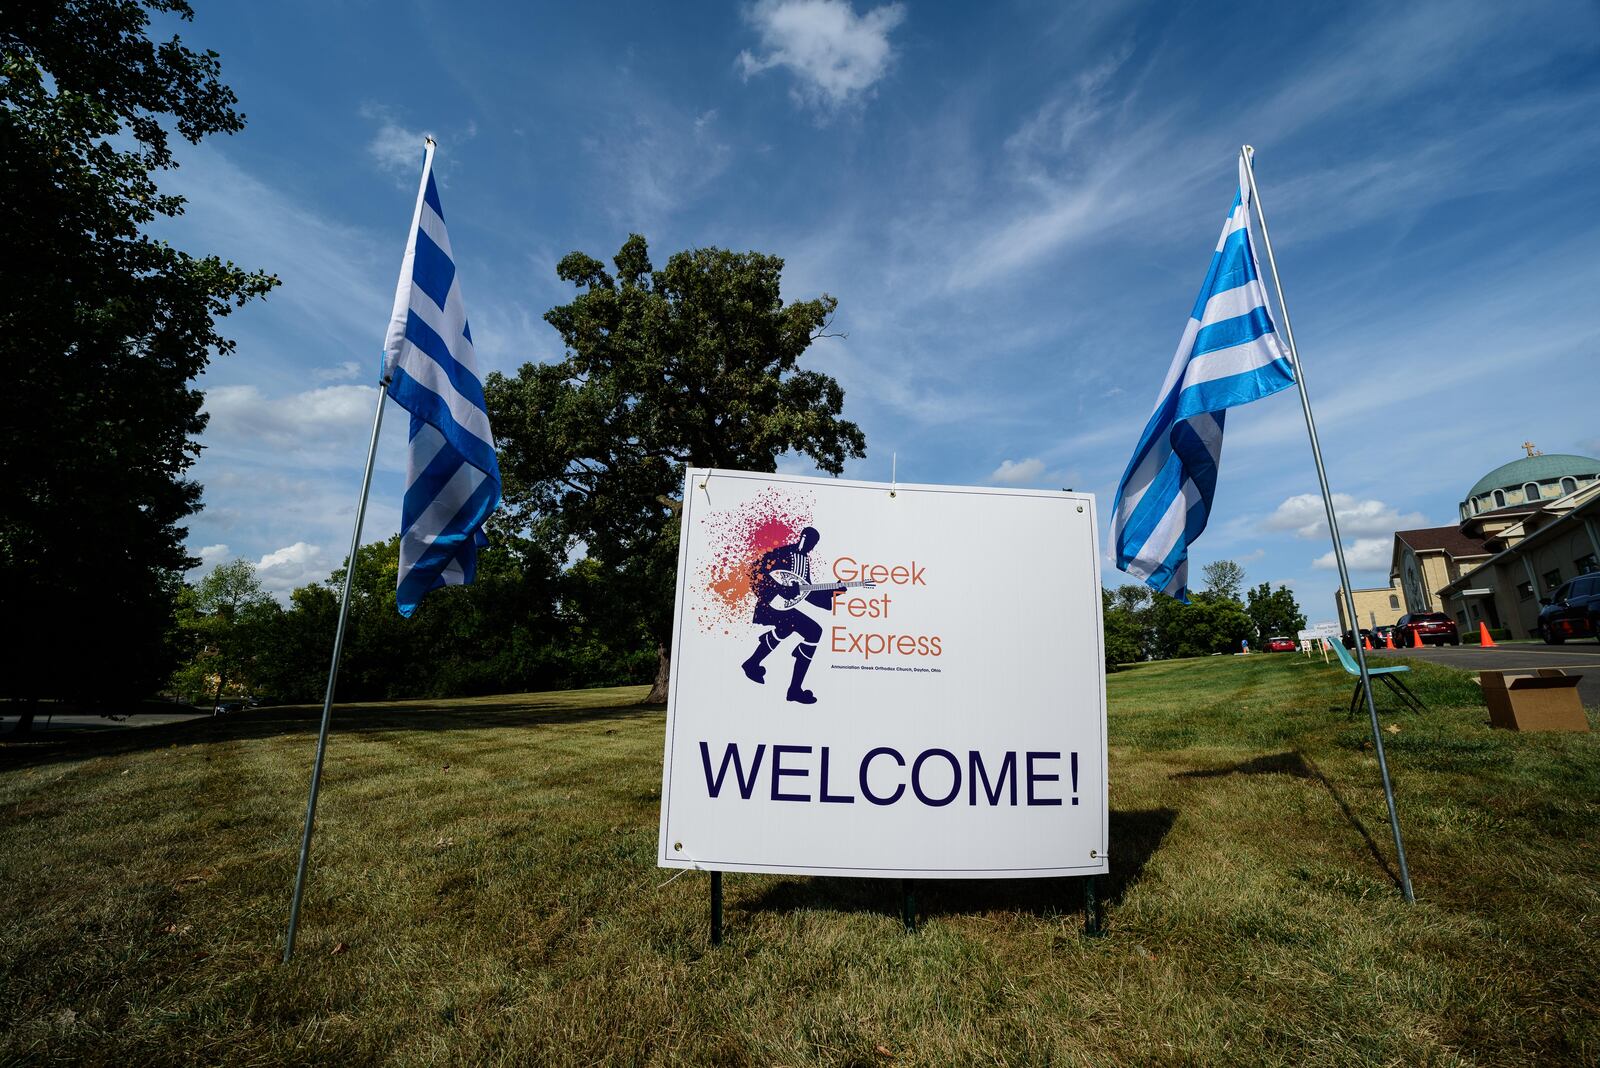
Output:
top-left (156, 0), bottom-right (1600, 618)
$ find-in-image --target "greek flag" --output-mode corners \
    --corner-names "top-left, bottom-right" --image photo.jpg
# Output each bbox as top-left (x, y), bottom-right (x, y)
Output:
top-left (382, 148), bottom-right (500, 618)
top-left (1111, 159), bottom-right (1295, 601)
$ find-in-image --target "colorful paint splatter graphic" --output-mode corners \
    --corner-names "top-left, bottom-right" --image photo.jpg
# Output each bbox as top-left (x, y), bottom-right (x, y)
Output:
top-left (694, 488), bottom-right (818, 633)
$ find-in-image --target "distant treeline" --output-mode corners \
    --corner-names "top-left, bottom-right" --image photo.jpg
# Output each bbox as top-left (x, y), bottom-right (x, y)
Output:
top-left (172, 535), bottom-right (655, 706)
top-left (1102, 563), bottom-right (1306, 669)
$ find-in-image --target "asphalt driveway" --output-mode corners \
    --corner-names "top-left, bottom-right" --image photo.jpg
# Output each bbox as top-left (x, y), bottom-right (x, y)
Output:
top-left (2, 709), bottom-right (210, 736)
top-left (1367, 641), bottom-right (1600, 709)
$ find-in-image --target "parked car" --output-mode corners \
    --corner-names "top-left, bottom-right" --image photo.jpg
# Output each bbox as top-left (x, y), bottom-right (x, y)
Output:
top-left (1371, 624), bottom-right (1396, 647)
top-left (1340, 629), bottom-right (1373, 649)
top-left (1266, 635), bottom-right (1297, 652)
top-left (214, 701), bottom-right (244, 716)
top-left (1538, 572), bottom-right (1600, 644)
top-left (1394, 612), bottom-right (1460, 647)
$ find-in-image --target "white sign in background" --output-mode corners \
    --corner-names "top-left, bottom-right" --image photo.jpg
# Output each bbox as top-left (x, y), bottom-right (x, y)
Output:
top-left (657, 468), bottom-right (1109, 879)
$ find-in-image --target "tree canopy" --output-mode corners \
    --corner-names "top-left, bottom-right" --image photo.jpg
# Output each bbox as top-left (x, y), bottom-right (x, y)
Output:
top-left (0, 0), bottom-right (276, 723)
top-left (169, 537), bottom-right (656, 706)
top-left (1201, 560), bottom-right (1247, 602)
top-left (486, 234), bottom-right (866, 701)
top-left (170, 559), bottom-right (274, 707)
top-left (1102, 559), bottom-right (1270, 667)
top-left (1245, 581), bottom-right (1307, 644)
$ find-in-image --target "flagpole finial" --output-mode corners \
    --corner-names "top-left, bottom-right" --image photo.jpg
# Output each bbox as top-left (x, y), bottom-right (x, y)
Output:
top-left (424, 135), bottom-right (436, 148)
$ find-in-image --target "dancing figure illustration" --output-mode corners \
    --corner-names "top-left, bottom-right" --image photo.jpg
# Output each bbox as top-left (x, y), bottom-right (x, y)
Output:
top-left (739, 526), bottom-right (845, 704)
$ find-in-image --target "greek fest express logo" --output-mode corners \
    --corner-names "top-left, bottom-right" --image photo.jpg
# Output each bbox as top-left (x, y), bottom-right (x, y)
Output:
top-left (695, 490), bottom-right (943, 703)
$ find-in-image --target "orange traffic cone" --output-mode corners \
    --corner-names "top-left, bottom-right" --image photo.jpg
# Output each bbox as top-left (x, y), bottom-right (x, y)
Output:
top-left (1411, 627), bottom-right (1423, 648)
top-left (1385, 630), bottom-right (1396, 649)
top-left (1363, 634), bottom-right (1373, 651)
top-left (1478, 621), bottom-right (1497, 647)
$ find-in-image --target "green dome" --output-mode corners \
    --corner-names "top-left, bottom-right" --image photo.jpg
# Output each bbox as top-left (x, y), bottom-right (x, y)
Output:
top-left (1467, 454), bottom-right (1600, 501)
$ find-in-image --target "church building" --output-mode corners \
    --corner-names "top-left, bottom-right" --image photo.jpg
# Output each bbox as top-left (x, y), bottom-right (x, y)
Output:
top-left (1386, 446), bottom-right (1600, 637)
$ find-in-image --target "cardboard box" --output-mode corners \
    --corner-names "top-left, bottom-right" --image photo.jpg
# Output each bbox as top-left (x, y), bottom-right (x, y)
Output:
top-left (1480, 670), bottom-right (1590, 732)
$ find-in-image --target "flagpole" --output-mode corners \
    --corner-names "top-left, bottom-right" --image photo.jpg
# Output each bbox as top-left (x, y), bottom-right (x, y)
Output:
top-left (283, 378), bottom-right (390, 961)
top-left (284, 137), bottom-right (438, 962)
top-left (1239, 145), bottom-right (1415, 904)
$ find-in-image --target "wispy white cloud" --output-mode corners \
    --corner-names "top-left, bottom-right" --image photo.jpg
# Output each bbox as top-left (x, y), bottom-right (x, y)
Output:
top-left (191, 462), bottom-right (402, 591)
top-left (255, 542), bottom-right (334, 599)
top-left (313, 360), bottom-right (364, 383)
top-left (360, 106), bottom-right (479, 189)
top-left (367, 115), bottom-right (431, 177)
top-left (935, 2), bottom-right (1599, 296)
top-left (203, 384), bottom-right (383, 459)
top-left (737, 0), bottom-right (906, 109)
top-left (359, 106), bottom-right (479, 176)
top-left (1226, 253), bottom-right (1600, 462)
top-left (988, 457), bottom-right (1047, 485)
top-left (158, 144), bottom-right (391, 381)
top-left (1265, 493), bottom-right (1425, 540)
top-left (581, 106), bottom-right (732, 229)
top-left (189, 543), bottom-right (232, 577)
top-left (1314, 538), bottom-right (1392, 573)
top-left (194, 382), bottom-right (407, 563)
top-left (1002, 44), bottom-right (1132, 186)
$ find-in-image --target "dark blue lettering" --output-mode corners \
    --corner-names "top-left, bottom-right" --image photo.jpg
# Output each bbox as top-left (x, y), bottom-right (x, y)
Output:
top-left (700, 741), bottom-right (765, 800)
top-left (912, 748), bottom-right (961, 806)
top-left (1027, 751), bottom-right (1063, 806)
top-left (968, 750), bottom-right (1018, 806)
top-left (819, 746), bottom-right (854, 803)
top-left (771, 744), bottom-right (812, 802)
top-left (860, 747), bottom-right (905, 805)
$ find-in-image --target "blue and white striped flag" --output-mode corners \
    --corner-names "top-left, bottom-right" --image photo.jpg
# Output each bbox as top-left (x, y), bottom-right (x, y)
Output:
top-left (382, 147), bottom-right (500, 618)
top-left (1111, 159), bottom-right (1295, 601)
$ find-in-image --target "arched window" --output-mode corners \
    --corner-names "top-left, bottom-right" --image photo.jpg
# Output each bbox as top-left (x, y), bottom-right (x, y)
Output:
top-left (1494, 489), bottom-right (1506, 508)
top-left (1561, 476), bottom-right (1578, 494)
top-left (1389, 594), bottom-right (1399, 609)
top-left (1523, 482), bottom-right (1541, 502)
top-left (1473, 497), bottom-right (1483, 514)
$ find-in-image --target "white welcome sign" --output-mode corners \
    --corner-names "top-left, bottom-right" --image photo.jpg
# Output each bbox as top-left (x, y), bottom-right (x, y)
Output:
top-left (657, 469), bottom-right (1109, 879)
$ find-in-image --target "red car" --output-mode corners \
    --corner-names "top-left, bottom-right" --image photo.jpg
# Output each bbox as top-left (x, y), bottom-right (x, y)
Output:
top-left (1266, 636), bottom-right (1297, 652)
top-left (1394, 612), bottom-right (1460, 647)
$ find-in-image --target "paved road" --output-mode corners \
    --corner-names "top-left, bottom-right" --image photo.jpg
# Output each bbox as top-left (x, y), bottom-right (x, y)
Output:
top-left (1367, 642), bottom-right (1600, 709)
top-left (1, 710), bottom-right (210, 736)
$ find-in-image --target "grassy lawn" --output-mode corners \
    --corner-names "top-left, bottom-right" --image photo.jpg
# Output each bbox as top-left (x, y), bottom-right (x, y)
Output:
top-left (1, 655), bottom-right (1596, 1066)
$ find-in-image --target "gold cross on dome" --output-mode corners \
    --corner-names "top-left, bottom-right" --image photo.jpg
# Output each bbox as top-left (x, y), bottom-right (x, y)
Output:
top-left (1523, 441), bottom-right (1542, 457)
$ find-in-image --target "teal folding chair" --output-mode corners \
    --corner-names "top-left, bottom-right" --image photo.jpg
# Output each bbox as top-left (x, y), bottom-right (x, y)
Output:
top-left (1327, 639), bottom-right (1426, 715)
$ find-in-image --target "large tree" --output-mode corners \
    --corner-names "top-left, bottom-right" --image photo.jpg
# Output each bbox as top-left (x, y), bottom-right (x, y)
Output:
top-left (1201, 559), bottom-right (1247, 602)
top-left (1145, 593), bottom-right (1255, 660)
top-left (487, 235), bottom-right (866, 702)
top-left (1245, 581), bottom-right (1306, 644)
top-left (0, 2), bottom-right (275, 728)
top-left (1101, 586), bottom-right (1150, 670)
top-left (171, 559), bottom-right (275, 708)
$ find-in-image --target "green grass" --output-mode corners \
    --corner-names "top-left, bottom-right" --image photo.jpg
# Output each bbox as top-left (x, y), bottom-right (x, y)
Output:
top-left (1, 657), bottom-right (1596, 1066)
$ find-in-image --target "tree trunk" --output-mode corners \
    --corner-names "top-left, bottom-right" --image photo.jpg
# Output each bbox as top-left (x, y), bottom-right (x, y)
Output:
top-left (12, 698), bottom-right (37, 737)
top-left (645, 643), bottom-right (670, 704)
